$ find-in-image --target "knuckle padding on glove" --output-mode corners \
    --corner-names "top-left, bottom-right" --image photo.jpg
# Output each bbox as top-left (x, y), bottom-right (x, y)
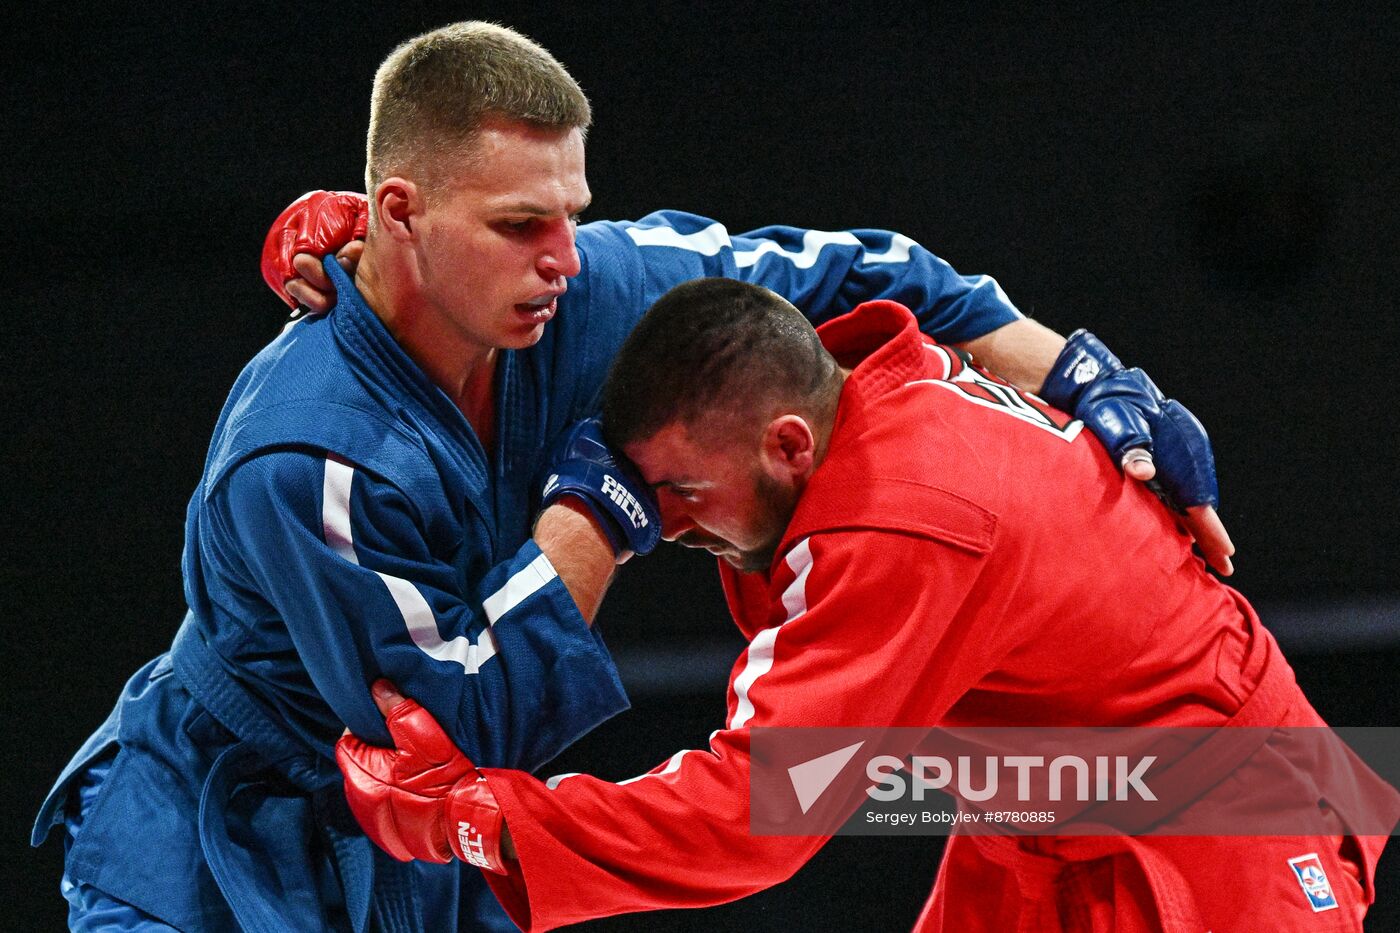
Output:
top-left (260, 190), bottom-right (369, 308)
top-left (336, 706), bottom-right (509, 868)
top-left (1041, 330), bottom-right (1220, 511)
top-left (338, 731), bottom-right (457, 863)
top-left (1149, 401), bottom-right (1219, 509)
top-left (337, 741), bottom-right (418, 862)
top-left (1081, 394), bottom-right (1153, 460)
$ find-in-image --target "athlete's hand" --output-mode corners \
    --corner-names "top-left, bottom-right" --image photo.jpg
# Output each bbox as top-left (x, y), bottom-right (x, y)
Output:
top-left (1040, 330), bottom-right (1235, 576)
top-left (336, 680), bottom-right (512, 871)
top-left (540, 418), bottom-right (661, 561)
top-left (283, 242), bottom-right (364, 313)
top-left (260, 190), bottom-right (369, 312)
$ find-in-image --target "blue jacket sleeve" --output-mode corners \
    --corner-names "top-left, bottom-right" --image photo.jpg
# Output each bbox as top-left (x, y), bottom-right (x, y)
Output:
top-left (208, 450), bottom-right (628, 773)
top-left (586, 210), bottom-right (1023, 344)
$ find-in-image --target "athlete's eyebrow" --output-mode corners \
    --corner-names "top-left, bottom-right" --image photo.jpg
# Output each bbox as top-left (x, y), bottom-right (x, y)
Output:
top-left (494, 198), bottom-right (592, 216)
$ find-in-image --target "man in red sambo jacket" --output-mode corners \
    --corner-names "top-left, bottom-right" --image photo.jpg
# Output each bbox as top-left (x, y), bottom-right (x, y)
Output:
top-left (339, 278), bottom-right (1396, 931)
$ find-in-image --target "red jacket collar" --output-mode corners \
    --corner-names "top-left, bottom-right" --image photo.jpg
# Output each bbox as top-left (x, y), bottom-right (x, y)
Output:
top-left (816, 300), bottom-right (933, 416)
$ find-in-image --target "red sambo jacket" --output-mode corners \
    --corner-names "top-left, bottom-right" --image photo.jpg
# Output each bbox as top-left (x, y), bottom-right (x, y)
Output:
top-left (479, 301), bottom-right (1394, 932)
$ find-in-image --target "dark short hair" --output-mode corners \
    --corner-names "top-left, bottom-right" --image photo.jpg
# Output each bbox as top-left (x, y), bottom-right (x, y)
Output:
top-left (601, 278), bottom-right (841, 447)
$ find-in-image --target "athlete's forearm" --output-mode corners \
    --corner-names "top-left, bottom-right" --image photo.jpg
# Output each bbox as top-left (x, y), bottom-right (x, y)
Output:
top-left (953, 317), bottom-right (1067, 395)
top-left (532, 498), bottom-right (617, 623)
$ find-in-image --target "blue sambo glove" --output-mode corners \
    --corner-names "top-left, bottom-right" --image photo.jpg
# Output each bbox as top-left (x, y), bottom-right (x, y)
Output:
top-left (1039, 330), bottom-right (1219, 512)
top-left (540, 418), bottom-right (662, 557)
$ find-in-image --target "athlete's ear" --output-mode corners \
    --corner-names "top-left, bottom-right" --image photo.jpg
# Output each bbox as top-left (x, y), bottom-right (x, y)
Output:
top-left (759, 415), bottom-right (816, 484)
top-left (373, 177), bottom-right (423, 240)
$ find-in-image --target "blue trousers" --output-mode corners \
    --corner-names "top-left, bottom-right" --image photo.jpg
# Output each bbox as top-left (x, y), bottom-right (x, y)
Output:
top-left (62, 755), bottom-right (178, 931)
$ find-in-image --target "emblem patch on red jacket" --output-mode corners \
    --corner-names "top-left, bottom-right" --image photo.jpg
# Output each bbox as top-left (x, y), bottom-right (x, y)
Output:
top-left (1287, 853), bottom-right (1339, 912)
top-left (917, 347), bottom-right (1082, 441)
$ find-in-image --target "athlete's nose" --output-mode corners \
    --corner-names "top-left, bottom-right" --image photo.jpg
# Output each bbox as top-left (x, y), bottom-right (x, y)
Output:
top-left (656, 492), bottom-right (693, 542)
top-left (539, 218), bottom-right (581, 280)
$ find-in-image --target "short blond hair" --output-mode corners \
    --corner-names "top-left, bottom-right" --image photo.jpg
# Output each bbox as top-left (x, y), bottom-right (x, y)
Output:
top-left (366, 22), bottom-right (590, 201)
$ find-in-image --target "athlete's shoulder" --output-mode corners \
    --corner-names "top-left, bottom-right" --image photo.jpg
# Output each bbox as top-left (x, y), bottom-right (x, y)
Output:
top-left (553, 212), bottom-right (730, 387)
top-left (790, 412), bottom-right (1000, 557)
top-left (204, 318), bottom-right (440, 500)
top-left (230, 312), bottom-right (363, 413)
top-left (577, 211), bottom-right (728, 253)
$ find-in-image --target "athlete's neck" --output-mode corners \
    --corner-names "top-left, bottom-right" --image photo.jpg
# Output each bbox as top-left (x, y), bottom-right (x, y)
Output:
top-left (806, 367), bottom-right (851, 474)
top-left (356, 246), bottom-right (498, 450)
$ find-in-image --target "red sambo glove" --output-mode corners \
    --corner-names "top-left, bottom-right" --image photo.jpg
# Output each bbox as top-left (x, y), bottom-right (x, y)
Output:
top-left (260, 190), bottom-right (369, 308)
top-left (335, 680), bottom-right (509, 873)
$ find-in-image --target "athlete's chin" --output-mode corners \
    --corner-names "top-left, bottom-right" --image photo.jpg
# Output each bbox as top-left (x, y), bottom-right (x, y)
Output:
top-left (722, 547), bottom-right (776, 574)
top-left (498, 321), bottom-right (550, 348)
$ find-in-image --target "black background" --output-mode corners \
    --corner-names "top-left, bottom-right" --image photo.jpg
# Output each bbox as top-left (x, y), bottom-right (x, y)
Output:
top-left (6, 2), bottom-right (1400, 929)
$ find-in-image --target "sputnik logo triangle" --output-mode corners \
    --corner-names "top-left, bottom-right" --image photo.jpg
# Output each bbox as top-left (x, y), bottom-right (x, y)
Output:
top-left (788, 741), bottom-right (866, 814)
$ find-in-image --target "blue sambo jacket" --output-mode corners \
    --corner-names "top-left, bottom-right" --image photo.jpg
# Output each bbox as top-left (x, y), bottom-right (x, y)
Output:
top-left (34, 211), bottom-right (1022, 931)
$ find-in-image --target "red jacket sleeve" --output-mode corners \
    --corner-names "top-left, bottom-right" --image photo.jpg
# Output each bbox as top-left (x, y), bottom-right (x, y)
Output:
top-left (477, 529), bottom-right (1005, 931)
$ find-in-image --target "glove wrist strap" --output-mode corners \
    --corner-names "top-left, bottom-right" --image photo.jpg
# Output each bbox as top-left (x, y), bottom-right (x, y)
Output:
top-left (1040, 329), bottom-right (1123, 411)
top-left (446, 775), bottom-right (510, 874)
top-left (541, 464), bottom-right (657, 557)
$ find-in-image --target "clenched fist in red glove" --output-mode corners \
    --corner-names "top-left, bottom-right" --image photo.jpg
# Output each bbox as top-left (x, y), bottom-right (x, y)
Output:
top-left (336, 680), bottom-right (511, 873)
top-left (260, 190), bottom-right (369, 310)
